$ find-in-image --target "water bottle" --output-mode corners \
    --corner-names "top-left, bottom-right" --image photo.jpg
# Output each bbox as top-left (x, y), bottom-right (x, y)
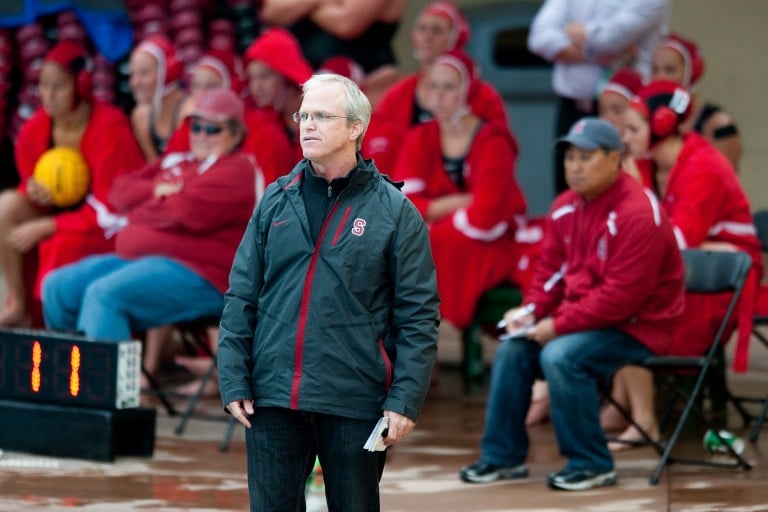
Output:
top-left (702, 429), bottom-right (745, 455)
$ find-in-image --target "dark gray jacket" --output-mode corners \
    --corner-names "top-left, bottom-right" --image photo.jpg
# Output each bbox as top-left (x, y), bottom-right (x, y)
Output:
top-left (217, 157), bottom-right (440, 421)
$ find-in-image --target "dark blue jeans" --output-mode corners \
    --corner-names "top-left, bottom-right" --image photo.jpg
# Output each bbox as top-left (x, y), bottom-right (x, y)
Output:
top-left (480, 328), bottom-right (652, 472)
top-left (244, 407), bottom-right (387, 512)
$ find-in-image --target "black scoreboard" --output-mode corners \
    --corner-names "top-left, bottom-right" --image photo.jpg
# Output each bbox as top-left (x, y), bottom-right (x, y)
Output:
top-left (0, 328), bottom-right (155, 461)
top-left (0, 328), bottom-right (141, 410)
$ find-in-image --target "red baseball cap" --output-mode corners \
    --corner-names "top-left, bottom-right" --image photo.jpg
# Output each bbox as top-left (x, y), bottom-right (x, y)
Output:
top-left (189, 88), bottom-right (245, 126)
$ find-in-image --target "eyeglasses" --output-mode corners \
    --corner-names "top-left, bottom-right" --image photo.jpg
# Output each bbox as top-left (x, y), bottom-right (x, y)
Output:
top-left (292, 111), bottom-right (350, 124)
top-left (190, 121), bottom-right (224, 136)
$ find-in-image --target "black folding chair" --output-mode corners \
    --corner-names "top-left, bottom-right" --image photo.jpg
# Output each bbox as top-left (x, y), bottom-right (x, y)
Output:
top-left (603, 249), bottom-right (753, 485)
top-left (739, 209), bottom-right (768, 442)
top-left (171, 318), bottom-right (240, 452)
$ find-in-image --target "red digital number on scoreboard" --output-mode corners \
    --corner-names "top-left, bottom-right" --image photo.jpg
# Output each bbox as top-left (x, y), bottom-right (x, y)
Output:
top-left (26, 340), bottom-right (82, 397)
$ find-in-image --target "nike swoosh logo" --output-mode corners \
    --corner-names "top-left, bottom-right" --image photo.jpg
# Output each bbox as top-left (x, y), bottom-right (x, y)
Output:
top-left (272, 220), bottom-right (289, 227)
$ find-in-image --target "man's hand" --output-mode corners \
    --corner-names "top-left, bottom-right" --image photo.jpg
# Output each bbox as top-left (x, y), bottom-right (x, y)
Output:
top-left (502, 305), bottom-right (535, 333)
top-left (154, 181), bottom-right (183, 198)
top-left (564, 22), bottom-right (587, 47)
top-left (227, 399), bottom-right (255, 428)
top-left (382, 410), bottom-right (414, 446)
top-left (555, 42), bottom-right (586, 63)
top-left (528, 318), bottom-right (557, 346)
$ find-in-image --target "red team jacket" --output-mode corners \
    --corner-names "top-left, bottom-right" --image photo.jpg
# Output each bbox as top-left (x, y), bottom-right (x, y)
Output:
top-left (525, 173), bottom-right (685, 355)
top-left (109, 152), bottom-right (260, 293)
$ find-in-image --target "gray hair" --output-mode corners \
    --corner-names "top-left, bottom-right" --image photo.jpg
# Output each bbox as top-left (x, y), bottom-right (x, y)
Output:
top-left (302, 73), bottom-right (371, 150)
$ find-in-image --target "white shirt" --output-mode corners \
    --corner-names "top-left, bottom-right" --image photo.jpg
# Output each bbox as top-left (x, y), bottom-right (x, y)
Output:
top-left (528, 0), bottom-right (669, 101)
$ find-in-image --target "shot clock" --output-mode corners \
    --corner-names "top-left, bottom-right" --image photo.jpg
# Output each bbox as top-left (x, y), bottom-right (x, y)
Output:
top-left (0, 328), bottom-right (141, 409)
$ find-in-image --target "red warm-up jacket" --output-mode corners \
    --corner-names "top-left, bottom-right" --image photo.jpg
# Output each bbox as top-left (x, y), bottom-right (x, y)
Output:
top-left (526, 172), bottom-right (685, 355)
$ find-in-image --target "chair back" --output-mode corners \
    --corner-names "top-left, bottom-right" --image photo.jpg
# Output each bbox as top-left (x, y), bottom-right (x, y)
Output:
top-left (682, 249), bottom-right (752, 294)
top-left (682, 249), bottom-right (752, 357)
top-left (753, 209), bottom-right (768, 251)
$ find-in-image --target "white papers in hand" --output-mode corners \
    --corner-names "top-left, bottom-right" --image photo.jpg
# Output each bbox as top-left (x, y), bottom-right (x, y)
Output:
top-left (363, 417), bottom-right (389, 452)
top-left (499, 325), bottom-right (535, 341)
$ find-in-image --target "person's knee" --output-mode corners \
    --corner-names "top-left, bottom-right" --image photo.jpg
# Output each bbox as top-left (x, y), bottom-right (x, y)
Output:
top-left (0, 190), bottom-right (34, 225)
top-left (40, 270), bottom-right (63, 310)
top-left (494, 338), bottom-right (530, 370)
top-left (41, 270), bottom-right (69, 328)
top-left (81, 278), bottom-right (118, 310)
top-left (539, 338), bottom-right (574, 373)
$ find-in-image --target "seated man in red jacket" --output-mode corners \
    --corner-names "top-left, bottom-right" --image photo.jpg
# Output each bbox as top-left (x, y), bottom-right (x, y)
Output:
top-left (459, 118), bottom-right (685, 491)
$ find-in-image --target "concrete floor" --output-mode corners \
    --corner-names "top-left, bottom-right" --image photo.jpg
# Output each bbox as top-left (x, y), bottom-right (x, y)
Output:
top-left (0, 332), bottom-right (767, 512)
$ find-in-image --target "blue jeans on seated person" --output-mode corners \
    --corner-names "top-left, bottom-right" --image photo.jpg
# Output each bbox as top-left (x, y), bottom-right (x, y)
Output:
top-left (41, 254), bottom-right (224, 341)
top-left (480, 328), bottom-right (652, 472)
top-left (245, 407), bottom-right (387, 512)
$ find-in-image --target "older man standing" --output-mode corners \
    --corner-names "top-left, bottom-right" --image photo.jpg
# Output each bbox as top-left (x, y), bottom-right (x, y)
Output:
top-left (459, 118), bottom-right (684, 491)
top-left (217, 74), bottom-right (440, 511)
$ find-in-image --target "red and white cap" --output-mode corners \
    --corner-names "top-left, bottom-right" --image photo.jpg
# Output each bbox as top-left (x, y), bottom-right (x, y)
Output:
top-left (659, 33), bottom-right (705, 88)
top-left (420, 1), bottom-right (471, 51)
top-left (601, 69), bottom-right (644, 101)
top-left (433, 48), bottom-right (478, 105)
top-left (194, 48), bottom-right (243, 93)
top-left (133, 35), bottom-right (183, 109)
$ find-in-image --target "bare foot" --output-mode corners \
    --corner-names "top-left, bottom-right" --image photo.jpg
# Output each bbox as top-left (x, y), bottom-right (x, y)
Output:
top-left (608, 424), bottom-right (659, 452)
top-left (175, 355), bottom-right (214, 377)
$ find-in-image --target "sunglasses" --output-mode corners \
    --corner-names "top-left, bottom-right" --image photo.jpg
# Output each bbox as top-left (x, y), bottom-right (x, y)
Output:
top-left (190, 121), bottom-right (224, 136)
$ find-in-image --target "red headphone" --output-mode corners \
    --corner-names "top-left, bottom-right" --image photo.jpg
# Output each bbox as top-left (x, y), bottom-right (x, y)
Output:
top-left (71, 55), bottom-right (93, 102)
top-left (650, 88), bottom-right (691, 139)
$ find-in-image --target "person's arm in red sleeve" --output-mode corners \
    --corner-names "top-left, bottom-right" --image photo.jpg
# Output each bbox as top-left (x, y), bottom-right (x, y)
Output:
top-left (522, 208), bottom-right (567, 318)
top-left (391, 126), bottom-right (434, 218)
top-left (108, 160), bottom-right (165, 213)
top-left (665, 164), bottom-right (728, 249)
top-left (553, 212), bottom-right (668, 333)
top-left (127, 155), bottom-right (256, 233)
top-left (452, 128), bottom-right (525, 241)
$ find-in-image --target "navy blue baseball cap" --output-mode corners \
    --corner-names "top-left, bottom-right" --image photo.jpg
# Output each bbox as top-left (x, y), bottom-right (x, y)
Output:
top-left (556, 117), bottom-right (623, 152)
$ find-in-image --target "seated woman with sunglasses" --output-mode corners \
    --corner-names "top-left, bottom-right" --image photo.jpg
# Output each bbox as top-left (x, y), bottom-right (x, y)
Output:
top-left (41, 89), bottom-right (262, 356)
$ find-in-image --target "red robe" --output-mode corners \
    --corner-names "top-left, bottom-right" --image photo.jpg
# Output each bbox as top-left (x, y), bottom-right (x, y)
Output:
top-left (14, 101), bottom-right (145, 297)
top-left (246, 105), bottom-right (302, 166)
top-left (392, 120), bottom-right (537, 328)
top-left (661, 133), bottom-right (763, 370)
